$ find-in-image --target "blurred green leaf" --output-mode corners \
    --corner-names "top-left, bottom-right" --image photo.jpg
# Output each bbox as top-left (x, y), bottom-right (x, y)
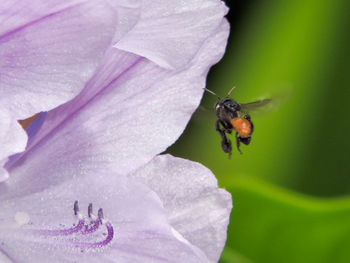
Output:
top-left (220, 247), bottom-right (254, 263)
top-left (223, 177), bottom-right (350, 263)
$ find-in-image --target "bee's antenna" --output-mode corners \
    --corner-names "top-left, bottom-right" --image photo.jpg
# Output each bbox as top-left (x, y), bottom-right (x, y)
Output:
top-left (203, 88), bottom-right (220, 99)
top-left (227, 86), bottom-right (236, 97)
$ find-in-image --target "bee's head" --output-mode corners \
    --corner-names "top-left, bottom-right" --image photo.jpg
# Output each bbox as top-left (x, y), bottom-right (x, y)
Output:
top-left (215, 98), bottom-right (241, 112)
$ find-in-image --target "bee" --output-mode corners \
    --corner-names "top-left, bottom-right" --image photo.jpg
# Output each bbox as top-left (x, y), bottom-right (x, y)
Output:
top-left (204, 87), bottom-right (271, 157)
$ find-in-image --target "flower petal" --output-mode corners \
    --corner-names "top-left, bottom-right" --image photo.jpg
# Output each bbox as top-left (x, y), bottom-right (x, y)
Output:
top-left (0, 0), bottom-right (86, 36)
top-left (130, 154), bottom-right (232, 262)
top-left (0, 110), bottom-right (27, 182)
top-left (106, 0), bottom-right (141, 42)
top-left (6, 20), bottom-right (230, 181)
top-left (114, 0), bottom-right (228, 69)
top-left (0, 0), bottom-right (145, 173)
top-left (0, 0), bottom-right (117, 118)
top-left (0, 170), bottom-right (209, 262)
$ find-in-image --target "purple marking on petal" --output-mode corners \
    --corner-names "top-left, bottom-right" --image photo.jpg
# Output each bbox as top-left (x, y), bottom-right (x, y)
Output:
top-left (73, 200), bottom-right (79, 216)
top-left (82, 220), bottom-right (100, 234)
top-left (34, 219), bottom-right (84, 236)
top-left (100, 222), bottom-right (114, 247)
top-left (88, 203), bottom-right (93, 218)
top-left (97, 208), bottom-right (104, 224)
top-left (30, 202), bottom-right (114, 249)
top-left (71, 221), bottom-right (114, 249)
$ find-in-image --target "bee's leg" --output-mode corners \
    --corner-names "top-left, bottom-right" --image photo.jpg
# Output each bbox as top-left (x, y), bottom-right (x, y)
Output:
top-left (240, 136), bottom-right (251, 145)
top-left (235, 132), bottom-right (243, 154)
top-left (215, 119), bottom-right (225, 137)
top-left (244, 114), bottom-right (254, 133)
top-left (216, 120), bottom-right (232, 157)
top-left (221, 135), bottom-right (232, 158)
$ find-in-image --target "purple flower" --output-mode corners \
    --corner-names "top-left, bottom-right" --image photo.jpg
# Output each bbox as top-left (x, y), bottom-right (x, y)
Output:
top-left (0, 0), bottom-right (118, 181)
top-left (0, 0), bottom-right (232, 262)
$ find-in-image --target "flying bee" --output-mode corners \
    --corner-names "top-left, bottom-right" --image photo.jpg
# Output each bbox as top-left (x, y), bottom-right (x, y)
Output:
top-left (204, 87), bottom-right (271, 157)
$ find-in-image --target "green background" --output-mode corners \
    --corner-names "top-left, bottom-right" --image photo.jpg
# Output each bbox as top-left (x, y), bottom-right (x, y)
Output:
top-left (168, 0), bottom-right (350, 262)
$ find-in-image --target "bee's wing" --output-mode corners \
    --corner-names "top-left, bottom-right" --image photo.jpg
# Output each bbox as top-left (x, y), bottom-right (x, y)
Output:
top-left (192, 105), bottom-right (216, 120)
top-left (240, 86), bottom-right (293, 115)
top-left (196, 105), bottom-right (213, 114)
top-left (189, 105), bottom-right (220, 127)
top-left (240, 99), bottom-right (272, 114)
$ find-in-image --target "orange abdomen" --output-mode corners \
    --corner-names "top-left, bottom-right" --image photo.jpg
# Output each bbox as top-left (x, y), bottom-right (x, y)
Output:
top-left (231, 118), bottom-right (252, 138)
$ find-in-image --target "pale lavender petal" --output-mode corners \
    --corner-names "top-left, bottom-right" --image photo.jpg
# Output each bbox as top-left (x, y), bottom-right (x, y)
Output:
top-left (0, 0), bottom-right (86, 36)
top-left (130, 154), bottom-right (232, 262)
top-left (106, 0), bottom-right (141, 42)
top-left (6, 21), bottom-right (230, 183)
top-left (0, 0), bottom-right (117, 118)
top-left (4, 112), bottom-right (47, 171)
top-left (115, 0), bottom-right (228, 69)
top-left (0, 110), bottom-right (27, 182)
top-left (0, 170), bottom-right (209, 262)
top-left (0, 0), bottom-right (133, 174)
top-left (0, 167), bottom-right (9, 183)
